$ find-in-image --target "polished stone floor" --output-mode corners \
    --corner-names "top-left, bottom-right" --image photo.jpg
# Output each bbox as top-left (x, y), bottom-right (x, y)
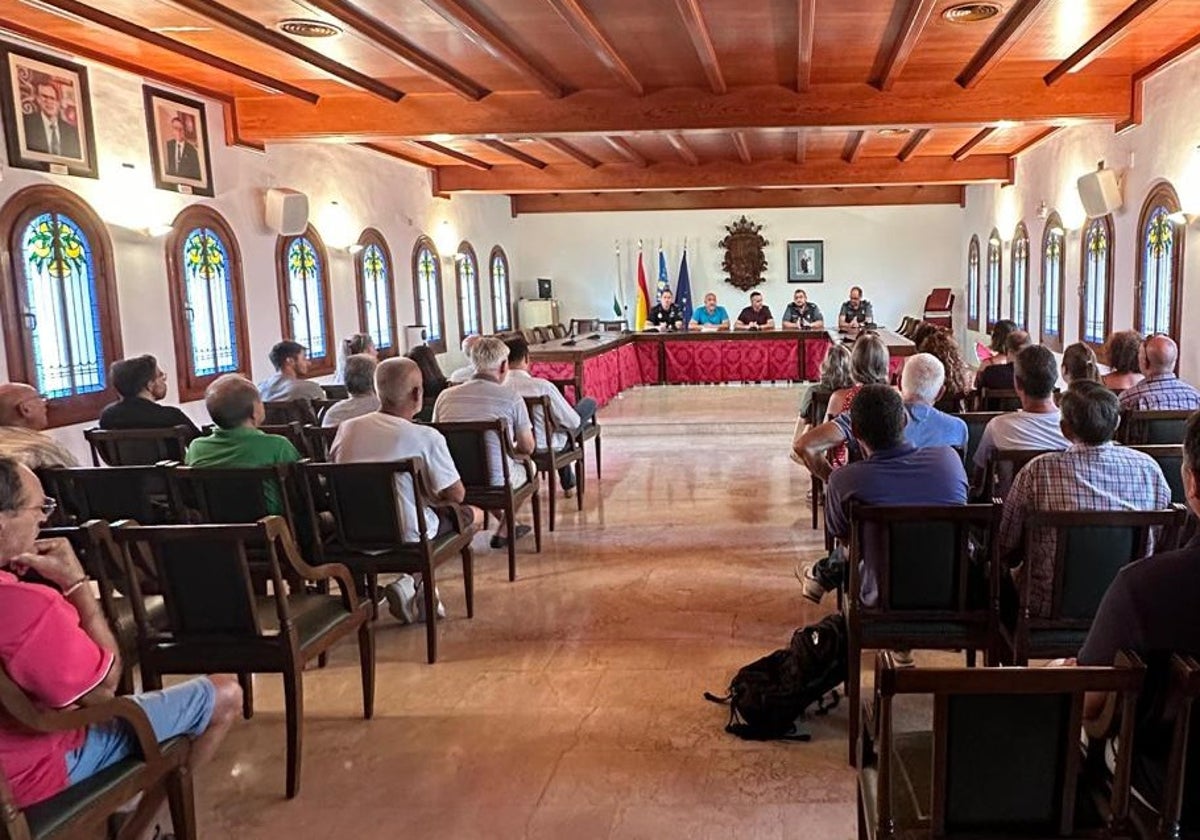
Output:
top-left (198, 385), bottom-right (858, 839)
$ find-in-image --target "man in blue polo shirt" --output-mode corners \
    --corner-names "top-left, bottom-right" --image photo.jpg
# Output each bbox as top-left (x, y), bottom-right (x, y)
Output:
top-left (689, 292), bottom-right (730, 330)
top-left (798, 384), bottom-right (968, 606)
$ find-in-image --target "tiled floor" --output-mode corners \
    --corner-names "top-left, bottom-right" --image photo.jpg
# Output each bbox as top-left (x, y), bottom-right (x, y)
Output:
top-left (198, 385), bottom-right (858, 839)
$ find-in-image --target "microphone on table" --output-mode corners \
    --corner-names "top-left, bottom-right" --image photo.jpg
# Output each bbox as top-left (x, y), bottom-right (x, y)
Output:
top-left (562, 323), bottom-right (577, 346)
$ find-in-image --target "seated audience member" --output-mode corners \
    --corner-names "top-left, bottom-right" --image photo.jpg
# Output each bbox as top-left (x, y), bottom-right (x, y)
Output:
top-left (975, 329), bottom-right (1031, 392)
top-left (258, 340), bottom-right (324, 402)
top-left (321, 354), bottom-right (380, 427)
top-left (735, 291), bottom-right (774, 330)
top-left (646, 289), bottom-right (684, 331)
top-left (1077, 410), bottom-right (1200, 805)
top-left (331, 358), bottom-right (479, 623)
top-left (781, 289), bottom-right (824, 330)
top-left (689, 292), bottom-right (730, 331)
top-left (972, 344), bottom-right (1070, 480)
top-left (185, 374), bottom-right (301, 515)
top-left (919, 329), bottom-right (971, 412)
top-left (448, 335), bottom-right (482, 384)
top-left (1118, 333), bottom-right (1200, 411)
top-left (796, 343), bottom-right (852, 435)
top-left (0, 457), bottom-right (240, 813)
top-left (505, 338), bottom-right (595, 498)
top-left (797, 385), bottom-right (968, 605)
top-left (996, 380), bottom-right (1170, 618)
top-left (98, 354), bottom-right (200, 436)
top-left (432, 337), bottom-right (535, 548)
top-left (335, 333), bottom-right (377, 384)
top-left (1061, 342), bottom-right (1101, 386)
top-left (1102, 329), bottom-right (1144, 391)
top-left (837, 286), bottom-right (874, 332)
top-left (819, 332), bottom-right (892, 470)
top-left (976, 319), bottom-right (1017, 371)
top-left (909, 321), bottom-right (941, 350)
top-left (0, 383), bottom-right (76, 469)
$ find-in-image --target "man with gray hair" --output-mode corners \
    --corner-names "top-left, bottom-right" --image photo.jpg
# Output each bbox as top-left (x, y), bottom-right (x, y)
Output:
top-left (321, 354), bottom-right (380, 427)
top-left (448, 335), bottom-right (482, 385)
top-left (433, 336), bottom-right (535, 549)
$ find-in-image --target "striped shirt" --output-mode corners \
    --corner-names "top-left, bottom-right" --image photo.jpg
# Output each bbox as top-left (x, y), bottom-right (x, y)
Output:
top-left (1117, 373), bottom-right (1200, 411)
top-left (997, 442), bottom-right (1171, 617)
top-left (432, 376), bottom-right (531, 486)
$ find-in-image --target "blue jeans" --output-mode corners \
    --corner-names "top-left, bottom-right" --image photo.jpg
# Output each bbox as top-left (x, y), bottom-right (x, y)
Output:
top-left (558, 397), bottom-right (598, 490)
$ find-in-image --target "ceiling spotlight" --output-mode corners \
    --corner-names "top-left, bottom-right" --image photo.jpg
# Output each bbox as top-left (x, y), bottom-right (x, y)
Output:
top-left (941, 3), bottom-right (1003, 23)
top-left (876, 128), bottom-right (912, 137)
top-left (276, 18), bottom-right (342, 38)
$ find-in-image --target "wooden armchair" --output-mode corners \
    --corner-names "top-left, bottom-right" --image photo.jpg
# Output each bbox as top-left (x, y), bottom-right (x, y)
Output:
top-left (1118, 410), bottom-right (1192, 445)
top-left (1127, 445), bottom-right (1185, 505)
top-left (858, 652), bottom-right (1144, 839)
top-left (0, 667), bottom-right (194, 840)
top-left (959, 411), bottom-right (1003, 469)
top-left (257, 422), bottom-right (311, 459)
top-left (569, 318), bottom-right (599, 334)
top-left (262, 400), bottom-right (317, 427)
top-left (522, 395), bottom-right (584, 531)
top-left (845, 503), bottom-right (1000, 765)
top-left (320, 384), bottom-right (349, 400)
top-left (84, 425), bottom-right (193, 467)
top-left (301, 459), bottom-right (479, 664)
top-left (114, 517), bottom-right (374, 799)
top-left (41, 465), bottom-right (178, 526)
top-left (433, 419), bottom-right (542, 582)
top-left (978, 447), bottom-right (1056, 501)
top-left (977, 387), bottom-right (1021, 412)
top-left (302, 424), bottom-right (339, 462)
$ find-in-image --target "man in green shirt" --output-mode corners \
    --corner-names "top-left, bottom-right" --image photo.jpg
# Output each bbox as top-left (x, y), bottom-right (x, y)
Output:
top-left (185, 374), bottom-right (300, 515)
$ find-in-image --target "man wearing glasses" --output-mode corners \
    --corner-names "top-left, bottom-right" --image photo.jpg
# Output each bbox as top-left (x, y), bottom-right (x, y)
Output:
top-left (0, 383), bottom-right (76, 469)
top-left (1117, 334), bottom-right (1200, 411)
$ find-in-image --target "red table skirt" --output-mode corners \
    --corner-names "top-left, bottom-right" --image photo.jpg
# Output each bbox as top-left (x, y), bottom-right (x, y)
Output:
top-left (663, 339), bottom-right (799, 384)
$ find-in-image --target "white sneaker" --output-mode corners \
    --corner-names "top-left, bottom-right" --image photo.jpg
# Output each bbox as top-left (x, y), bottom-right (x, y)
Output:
top-left (384, 575), bottom-right (418, 625)
top-left (414, 579), bottom-right (447, 622)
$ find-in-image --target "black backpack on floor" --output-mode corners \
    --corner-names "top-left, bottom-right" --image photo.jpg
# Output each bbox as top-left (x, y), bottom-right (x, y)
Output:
top-left (704, 613), bottom-right (848, 741)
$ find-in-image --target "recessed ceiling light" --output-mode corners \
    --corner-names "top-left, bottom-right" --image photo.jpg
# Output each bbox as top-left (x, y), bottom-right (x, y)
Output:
top-left (276, 18), bottom-right (342, 38)
top-left (151, 25), bottom-right (212, 33)
top-left (941, 3), bottom-right (1003, 23)
top-left (876, 128), bottom-right (912, 137)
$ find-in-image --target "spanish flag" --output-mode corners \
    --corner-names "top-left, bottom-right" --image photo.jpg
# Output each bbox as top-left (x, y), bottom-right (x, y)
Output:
top-left (634, 246), bottom-right (650, 329)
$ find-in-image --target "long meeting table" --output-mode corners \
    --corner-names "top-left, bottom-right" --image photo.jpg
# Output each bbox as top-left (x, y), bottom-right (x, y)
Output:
top-left (527, 329), bottom-right (915, 407)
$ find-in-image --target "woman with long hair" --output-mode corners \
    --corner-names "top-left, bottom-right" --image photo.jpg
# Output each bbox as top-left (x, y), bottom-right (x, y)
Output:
top-left (918, 330), bottom-right (971, 412)
top-left (1101, 330), bottom-right (1144, 391)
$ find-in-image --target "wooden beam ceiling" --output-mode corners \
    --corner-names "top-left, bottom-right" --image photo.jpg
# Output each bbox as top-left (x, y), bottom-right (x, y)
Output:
top-left (358, 142), bottom-right (435, 170)
top-left (842, 131), bottom-right (866, 163)
top-left (870, 0), bottom-right (940, 91)
top-left (603, 136), bottom-right (648, 167)
top-left (674, 0), bottom-right (726, 94)
top-left (666, 133), bottom-right (700, 166)
top-left (732, 131), bottom-right (753, 164)
top-left (795, 130), bottom-right (807, 164)
top-left (897, 128), bottom-right (931, 161)
top-left (410, 140), bottom-right (492, 170)
top-left (1044, 0), bottom-right (1169, 85)
top-left (1008, 126), bottom-right (1061, 157)
top-left (544, 0), bottom-right (643, 95)
top-left (477, 139), bottom-right (548, 169)
top-left (951, 127), bottom-right (997, 161)
top-left (541, 138), bottom-right (601, 168)
top-left (956, 0), bottom-right (1054, 89)
top-left (796, 0), bottom-right (816, 92)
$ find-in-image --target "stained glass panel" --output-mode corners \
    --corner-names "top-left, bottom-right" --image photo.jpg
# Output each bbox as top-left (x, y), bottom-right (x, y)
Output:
top-left (986, 235), bottom-right (1001, 328)
top-left (458, 251), bottom-right (480, 337)
top-left (1042, 228), bottom-right (1063, 341)
top-left (416, 246), bottom-right (442, 345)
top-left (182, 227), bottom-right (238, 377)
top-left (1011, 232), bottom-right (1028, 327)
top-left (360, 243), bottom-right (393, 350)
top-left (1082, 218), bottom-right (1110, 345)
top-left (287, 236), bottom-right (326, 357)
top-left (491, 251), bottom-right (511, 331)
top-left (1141, 207), bottom-right (1175, 336)
top-left (966, 239), bottom-right (979, 327)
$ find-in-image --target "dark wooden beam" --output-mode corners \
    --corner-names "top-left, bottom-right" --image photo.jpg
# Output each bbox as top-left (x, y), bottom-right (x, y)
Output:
top-left (796, 0), bottom-right (817, 92)
top-left (303, 0), bottom-right (487, 100)
top-left (235, 78), bottom-right (1129, 140)
top-left (674, 0), bottom-right (726, 94)
top-left (22, 0), bottom-right (318, 102)
top-left (1008, 126), bottom-right (1061, 157)
top-left (418, 0), bottom-right (564, 98)
top-left (842, 130), bottom-right (866, 163)
top-left (870, 0), bottom-right (940, 91)
top-left (666, 133), bottom-right (700, 165)
top-left (951, 126), bottom-right (997, 160)
top-left (795, 130), bottom-right (807, 164)
top-left (545, 0), bottom-right (643, 95)
top-left (160, 0), bottom-right (403, 101)
top-left (1044, 0), bottom-right (1168, 85)
top-left (436, 155), bottom-right (1011, 192)
top-left (358, 142), bottom-right (436, 169)
top-left (477, 139), bottom-right (548, 169)
top-left (897, 128), bottom-right (931, 161)
top-left (603, 136), bottom-right (648, 167)
top-left (956, 0), bottom-right (1053, 88)
top-left (731, 131), bottom-right (753, 164)
top-left (541, 138), bottom-right (601, 168)
top-left (411, 140), bottom-right (492, 170)
top-left (1117, 25), bottom-right (1200, 132)
top-left (510, 185), bottom-right (967, 214)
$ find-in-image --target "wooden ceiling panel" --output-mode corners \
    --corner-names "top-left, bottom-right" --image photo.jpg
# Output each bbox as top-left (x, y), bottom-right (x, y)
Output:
top-left (996, 0), bottom-right (1164, 66)
top-left (972, 123), bottom-right (1054, 154)
top-left (573, 0), bottom-right (716, 90)
top-left (858, 130), bottom-right (917, 158)
top-left (917, 127), bottom-right (986, 156)
top-left (808, 0), bottom-right (897, 84)
top-left (701, 0), bottom-right (797, 88)
top-left (893, 2), bottom-right (1025, 83)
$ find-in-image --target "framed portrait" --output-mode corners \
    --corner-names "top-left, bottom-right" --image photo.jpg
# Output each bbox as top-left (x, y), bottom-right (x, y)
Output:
top-left (787, 239), bottom-right (824, 283)
top-left (143, 86), bottom-right (214, 197)
top-left (0, 44), bottom-right (98, 178)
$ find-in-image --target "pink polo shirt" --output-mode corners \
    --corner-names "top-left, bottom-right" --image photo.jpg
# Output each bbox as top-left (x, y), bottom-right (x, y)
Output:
top-left (0, 569), bottom-right (114, 807)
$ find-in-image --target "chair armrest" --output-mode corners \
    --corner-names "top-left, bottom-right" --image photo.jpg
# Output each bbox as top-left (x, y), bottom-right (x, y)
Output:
top-left (260, 516), bottom-right (360, 607)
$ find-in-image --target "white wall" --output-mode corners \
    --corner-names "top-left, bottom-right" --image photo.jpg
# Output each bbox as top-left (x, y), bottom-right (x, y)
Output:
top-left (511, 204), bottom-right (966, 333)
top-left (0, 54), bottom-right (513, 461)
top-left (962, 43), bottom-right (1200, 381)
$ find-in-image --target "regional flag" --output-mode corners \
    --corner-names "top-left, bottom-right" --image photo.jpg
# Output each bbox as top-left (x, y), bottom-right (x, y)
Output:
top-left (656, 247), bottom-right (671, 297)
top-left (634, 248), bottom-right (650, 329)
top-left (676, 249), bottom-right (693, 327)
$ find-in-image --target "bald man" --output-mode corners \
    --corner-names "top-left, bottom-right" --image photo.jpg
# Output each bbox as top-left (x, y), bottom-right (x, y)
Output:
top-left (1118, 334), bottom-right (1200, 411)
top-left (0, 383), bottom-right (76, 469)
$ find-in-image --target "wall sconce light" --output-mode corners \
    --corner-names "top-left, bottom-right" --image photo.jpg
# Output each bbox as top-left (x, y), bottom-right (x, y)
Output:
top-left (318, 200), bottom-right (356, 250)
top-left (1167, 210), bottom-right (1189, 225)
top-left (346, 243), bottom-right (365, 255)
top-left (142, 224), bottom-right (174, 238)
top-left (434, 219), bottom-right (459, 256)
top-left (1048, 224), bottom-right (1065, 237)
top-left (1036, 200), bottom-right (1048, 220)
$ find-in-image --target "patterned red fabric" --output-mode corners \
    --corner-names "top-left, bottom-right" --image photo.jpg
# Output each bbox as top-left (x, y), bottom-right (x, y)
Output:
top-left (617, 343), bottom-right (643, 390)
top-left (528, 361), bottom-right (577, 403)
top-left (664, 341), bottom-right (703, 384)
top-left (803, 337), bottom-right (833, 381)
top-left (583, 351), bottom-right (623, 407)
top-left (634, 341), bottom-right (660, 384)
top-left (724, 340), bottom-right (770, 381)
top-left (694, 342), bottom-right (725, 383)
top-left (765, 340), bottom-right (801, 380)
top-left (888, 355), bottom-right (906, 382)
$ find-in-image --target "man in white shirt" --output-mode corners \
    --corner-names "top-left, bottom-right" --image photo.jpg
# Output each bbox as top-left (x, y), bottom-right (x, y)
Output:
top-left (321, 354), bottom-right (380, 427)
top-left (257, 340), bottom-right (325, 402)
top-left (331, 357), bottom-right (478, 622)
top-left (448, 335), bottom-right (481, 385)
top-left (504, 337), bottom-right (597, 498)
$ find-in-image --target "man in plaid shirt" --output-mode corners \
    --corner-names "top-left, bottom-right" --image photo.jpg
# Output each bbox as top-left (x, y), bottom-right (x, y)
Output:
top-left (997, 380), bottom-right (1171, 617)
top-left (1117, 334), bottom-right (1200, 411)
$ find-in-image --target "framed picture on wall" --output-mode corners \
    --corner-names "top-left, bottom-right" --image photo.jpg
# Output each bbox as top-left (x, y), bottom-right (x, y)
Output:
top-left (787, 240), bottom-right (824, 283)
top-left (0, 44), bottom-right (98, 178)
top-left (143, 85), bottom-right (214, 197)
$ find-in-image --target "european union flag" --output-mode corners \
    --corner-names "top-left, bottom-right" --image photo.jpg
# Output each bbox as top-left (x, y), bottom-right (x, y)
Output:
top-left (675, 250), bottom-right (693, 327)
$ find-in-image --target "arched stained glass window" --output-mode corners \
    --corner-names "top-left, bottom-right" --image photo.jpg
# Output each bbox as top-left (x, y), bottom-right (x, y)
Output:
top-left (412, 236), bottom-right (446, 354)
top-left (456, 242), bottom-right (481, 339)
top-left (966, 235), bottom-right (980, 331)
top-left (1040, 213), bottom-right (1064, 351)
top-left (1136, 183), bottom-right (1185, 341)
top-left (490, 246), bottom-right (512, 332)
top-left (275, 226), bottom-right (334, 375)
top-left (986, 229), bottom-right (1002, 330)
top-left (1010, 223), bottom-right (1029, 327)
top-left (166, 206), bottom-right (250, 401)
top-left (355, 229), bottom-right (397, 358)
top-left (0, 185), bottom-right (122, 427)
top-left (1080, 215), bottom-right (1113, 347)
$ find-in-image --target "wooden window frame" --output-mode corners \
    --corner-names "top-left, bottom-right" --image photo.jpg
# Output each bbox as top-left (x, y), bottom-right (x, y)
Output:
top-left (275, 225), bottom-right (335, 377)
top-left (1009, 222), bottom-right (1030, 328)
top-left (354, 228), bottom-right (398, 359)
top-left (165, 205), bottom-right (251, 403)
top-left (985, 228), bottom-right (1002, 331)
top-left (1079, 214), bottom-right (1115, 350)
top-left (1135, 181), bottom-right (1186, 343)
top-left (455, 241), bottom-right (482, 340)
top-left (411, 236), bottom-right (447, 354)
top-left (489, 245), bottom-right (512, 332)
top-left (1040, 212), bottom-right (1065, 352)
top-left (0, 185), bottom-right (123, 428)
top-left (966, 235), bottom-right (980, 331)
